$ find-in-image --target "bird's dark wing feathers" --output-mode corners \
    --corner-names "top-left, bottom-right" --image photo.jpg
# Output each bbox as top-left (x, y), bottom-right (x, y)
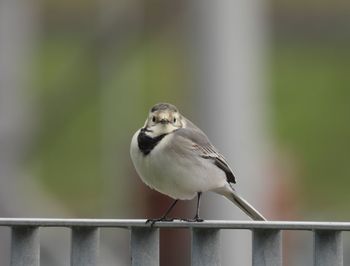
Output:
top-left (213, 157), bottom-right (236, 184)
top-left (192, 143), bottom-right (236, 184)
top-left (175, 119), bottom-right (236, 184)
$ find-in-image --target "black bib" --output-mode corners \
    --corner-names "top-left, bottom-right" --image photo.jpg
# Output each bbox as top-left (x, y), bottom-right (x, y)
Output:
top-left (137, 128), bottom-right (167, 155)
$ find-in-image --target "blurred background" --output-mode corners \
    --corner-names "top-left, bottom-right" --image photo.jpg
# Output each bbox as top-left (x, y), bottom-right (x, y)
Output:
top-left (0, 0), bottom-right (349, 265)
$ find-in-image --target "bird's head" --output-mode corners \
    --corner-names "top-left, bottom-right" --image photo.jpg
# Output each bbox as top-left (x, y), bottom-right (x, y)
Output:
top-left (143, 103), bottom-right (185, 136)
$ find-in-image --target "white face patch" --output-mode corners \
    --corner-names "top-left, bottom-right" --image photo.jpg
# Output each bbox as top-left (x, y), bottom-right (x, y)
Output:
top-left (144, 110), bottom-right (183, 137)
top-left (153, 123), bottom-right (178, 135)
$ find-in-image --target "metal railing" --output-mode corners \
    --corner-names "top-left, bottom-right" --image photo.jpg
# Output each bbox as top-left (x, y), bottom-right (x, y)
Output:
top-left (0, 218), bottom-right (348, 266)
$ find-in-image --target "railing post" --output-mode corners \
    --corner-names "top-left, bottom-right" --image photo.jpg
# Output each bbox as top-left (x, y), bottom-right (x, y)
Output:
top-left (130, 227), bottom-right (159, 266)
top-left (71, 227), bottom-right (99, 266)
top-left (313, 230), bottom-right (343, 266)
top-left (252, 229), bottom-right (282, 266)
top-left (191, 228), bottom-right (221, 266)
top-left (10, 226), bottom-right (40, 266)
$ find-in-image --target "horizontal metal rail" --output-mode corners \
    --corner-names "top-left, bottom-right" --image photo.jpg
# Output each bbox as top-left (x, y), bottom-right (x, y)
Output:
top-left (2, 218), bottom-right (348, 266)
top-left (1, 218), bottom-right (350, 230)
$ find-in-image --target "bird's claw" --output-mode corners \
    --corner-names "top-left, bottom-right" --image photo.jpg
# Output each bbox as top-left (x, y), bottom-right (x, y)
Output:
top-left (145, 217), bottom-right (174, 227)
top-left (181, 216), bottom-right (204, 222)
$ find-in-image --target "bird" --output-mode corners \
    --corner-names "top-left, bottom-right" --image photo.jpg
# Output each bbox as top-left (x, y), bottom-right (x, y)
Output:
top-left (130, 102), bottom-right (266, 223)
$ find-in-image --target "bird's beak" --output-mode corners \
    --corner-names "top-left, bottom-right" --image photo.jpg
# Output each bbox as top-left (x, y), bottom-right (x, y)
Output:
top-left (158, 113), bottom-right (170, 124)
top-left (160, 118), bottom-right (170, 124)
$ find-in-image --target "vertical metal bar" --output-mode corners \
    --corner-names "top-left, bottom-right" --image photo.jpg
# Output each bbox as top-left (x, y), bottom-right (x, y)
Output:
top-left (187, 0), bottom-right (270, 260)
top-left (313, 230), bottom-right (343, 266)
top-left (10, 226), bottom-right (40, 266)
top-left (130, 228), bottom-right (159, 266)
top-left (252, 229), bottom-right (282, 266)
top-left (71, 227), bottom-right (99, 266)
top-left (191, 228), bottom-right (220, 266)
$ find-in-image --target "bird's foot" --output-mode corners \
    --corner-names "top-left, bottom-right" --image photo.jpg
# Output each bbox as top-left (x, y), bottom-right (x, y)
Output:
top-left (181, 216), bottom-right (204, 222)
top-left (146, 217), bottom-right (174, 227)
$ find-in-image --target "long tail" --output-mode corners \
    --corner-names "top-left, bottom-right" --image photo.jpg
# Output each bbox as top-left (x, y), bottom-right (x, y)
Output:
top-left (228, 190), bottom-right (266, 221)
top-left (214, 184), bottom-right (267, 220)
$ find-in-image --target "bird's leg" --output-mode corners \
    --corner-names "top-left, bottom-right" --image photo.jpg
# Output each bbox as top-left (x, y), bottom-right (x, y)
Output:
top-left (193, 192), bottom-right (204, 221)
top-left (146, 199), bottom-right (178, 226)
top-left (193, 192), bottom-right (203, 222)
top-left (181, 192), bottom-right (204, 222)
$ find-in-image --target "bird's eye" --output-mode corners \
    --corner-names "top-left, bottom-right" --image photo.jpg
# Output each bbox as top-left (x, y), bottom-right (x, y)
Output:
top-left (152, 116), bottom-right (156, 122)
top-left (173, 117), bottom-right (177, 123)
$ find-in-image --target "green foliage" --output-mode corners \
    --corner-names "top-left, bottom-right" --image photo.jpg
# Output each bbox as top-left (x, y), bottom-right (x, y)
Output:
top-left (31, 31), bottom-right (186, 216)
top-left (272, 41), bottom-right (350, 217)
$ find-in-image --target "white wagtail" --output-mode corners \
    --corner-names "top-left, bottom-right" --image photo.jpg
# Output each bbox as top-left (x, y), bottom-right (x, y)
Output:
top-left (130, 103), bottom-right (266, 222)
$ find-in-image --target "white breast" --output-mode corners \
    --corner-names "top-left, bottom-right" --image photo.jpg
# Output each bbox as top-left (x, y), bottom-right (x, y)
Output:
top-left (130, 129), bottom-right (227, 200)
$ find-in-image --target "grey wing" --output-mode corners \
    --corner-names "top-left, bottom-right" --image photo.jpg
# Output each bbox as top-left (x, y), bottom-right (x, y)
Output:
top-left (174, 118), bottom-right (236, 184)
